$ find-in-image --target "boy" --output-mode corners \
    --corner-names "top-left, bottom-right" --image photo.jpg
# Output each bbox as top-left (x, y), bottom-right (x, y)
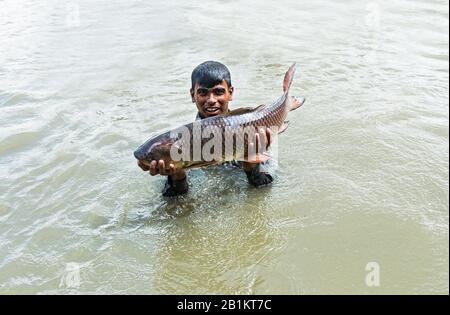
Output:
top-left (137, 61), bottom-right (276, 196)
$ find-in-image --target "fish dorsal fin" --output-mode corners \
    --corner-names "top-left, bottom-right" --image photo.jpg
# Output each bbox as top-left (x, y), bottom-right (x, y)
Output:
top-left (227, 104), bottom-right (266, 116)
top-left (283, 63), bottom-right (297, 92)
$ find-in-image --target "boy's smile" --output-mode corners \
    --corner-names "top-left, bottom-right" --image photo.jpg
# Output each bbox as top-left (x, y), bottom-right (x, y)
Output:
top-left (191, 80), bottom-right (234, 118)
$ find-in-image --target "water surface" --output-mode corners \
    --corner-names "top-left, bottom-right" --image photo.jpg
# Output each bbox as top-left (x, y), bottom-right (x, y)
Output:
top-left (0, 0), bottom-right (448, 294)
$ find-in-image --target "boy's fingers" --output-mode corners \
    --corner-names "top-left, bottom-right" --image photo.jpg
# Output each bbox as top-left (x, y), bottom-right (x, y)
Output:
top-left (158, 160), bottom-right (166, 175)
top-left (247, 127), bottom-right (272, 160)
top-left (169, 163), bottom-right (175, 176)
top-left (149, 160), bottom-right (157, 176)
top-left (248, 141), bottom-right (255, 160)
top-left (259, 128), bottom-right (266, 153)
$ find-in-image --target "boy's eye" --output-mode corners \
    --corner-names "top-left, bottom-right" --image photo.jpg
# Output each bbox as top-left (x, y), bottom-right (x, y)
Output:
top-left (197, 87), bottom-right (226, 96)
top-left (197, 89), bottom-right (208, 96)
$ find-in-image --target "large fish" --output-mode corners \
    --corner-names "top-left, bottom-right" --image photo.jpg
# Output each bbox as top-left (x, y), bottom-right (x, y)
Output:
top-left (134, 63), bottom-right (304, 170)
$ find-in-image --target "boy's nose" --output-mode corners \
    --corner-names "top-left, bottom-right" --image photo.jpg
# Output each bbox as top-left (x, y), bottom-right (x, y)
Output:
top-left (207, 93), bottom-right (217, 103)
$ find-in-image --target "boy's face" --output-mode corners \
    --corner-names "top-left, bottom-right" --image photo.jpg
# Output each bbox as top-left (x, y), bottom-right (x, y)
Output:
top-left (190, 80), bottom-right (234, 118)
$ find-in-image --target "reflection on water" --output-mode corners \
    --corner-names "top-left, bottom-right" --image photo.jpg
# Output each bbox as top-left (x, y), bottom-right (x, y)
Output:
top-left (0, 0), bottom-right (448, 294)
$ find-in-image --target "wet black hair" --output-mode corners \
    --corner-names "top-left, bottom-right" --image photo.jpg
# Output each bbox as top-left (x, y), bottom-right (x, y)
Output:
top-left (191, 61), bottom-right (232, 89)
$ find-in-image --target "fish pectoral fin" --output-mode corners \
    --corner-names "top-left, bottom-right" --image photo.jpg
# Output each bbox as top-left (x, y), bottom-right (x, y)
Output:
top-left (227, 104), bottom-right (266, 116)
top-left (278, 121), bottom-right (290, 134)
top-left (290, 96), bottom-right (305, 111)
top-left (239, 152), bottom-right (271, 164)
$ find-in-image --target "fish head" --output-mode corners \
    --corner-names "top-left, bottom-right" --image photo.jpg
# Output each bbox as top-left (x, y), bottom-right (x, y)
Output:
top-left (134, 132), bottom-right (181, 168)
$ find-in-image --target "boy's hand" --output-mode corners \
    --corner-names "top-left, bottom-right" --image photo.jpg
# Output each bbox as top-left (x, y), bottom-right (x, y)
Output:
top-left (243, 127), bottom-right (272, 168)
top-left (252, 127), bottom-right (272, 152)
top-left (137, 160), bottom-right (185, 179)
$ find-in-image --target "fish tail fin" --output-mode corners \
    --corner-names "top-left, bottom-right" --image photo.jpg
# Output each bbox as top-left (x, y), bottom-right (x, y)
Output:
top-left (283, 63), bottom-right (297, 92)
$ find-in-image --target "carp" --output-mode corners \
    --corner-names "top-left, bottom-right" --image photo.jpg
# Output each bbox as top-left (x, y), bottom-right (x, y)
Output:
top-left (134, 63), bottom-right (305, 170)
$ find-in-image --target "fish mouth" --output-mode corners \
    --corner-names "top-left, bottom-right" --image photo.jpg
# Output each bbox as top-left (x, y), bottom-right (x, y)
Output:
top-left (138, 159), bottom-right (152, 167)
top-left (134, 148), bottom-right (152, 164)
top-left (134, 148), bottom-right (144, 160)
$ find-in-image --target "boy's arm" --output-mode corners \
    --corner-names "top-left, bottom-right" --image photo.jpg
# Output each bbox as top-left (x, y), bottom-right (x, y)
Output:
top-left (137, 160), bottom-right (188, 196)
top-left (241, 128), bottom-right (274, 187)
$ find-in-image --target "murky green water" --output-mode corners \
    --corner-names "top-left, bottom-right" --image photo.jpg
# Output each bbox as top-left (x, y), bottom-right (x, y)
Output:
top-left (0, 0), bottom-right (448, 294)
